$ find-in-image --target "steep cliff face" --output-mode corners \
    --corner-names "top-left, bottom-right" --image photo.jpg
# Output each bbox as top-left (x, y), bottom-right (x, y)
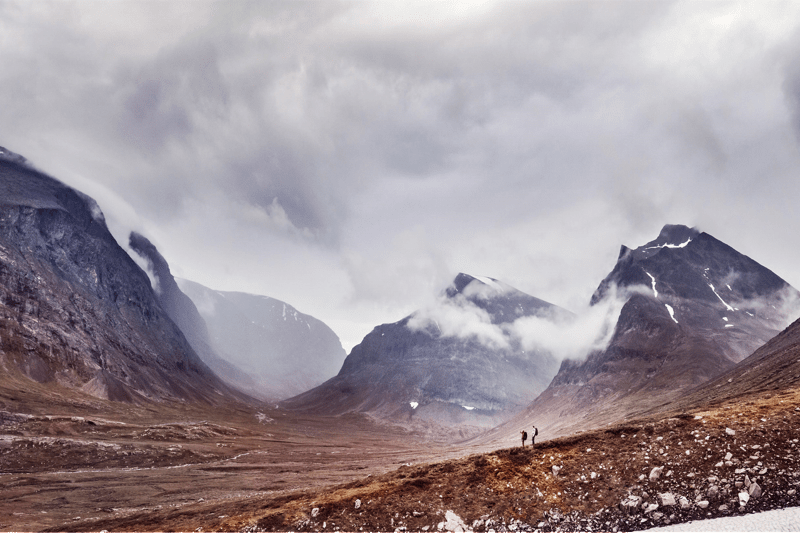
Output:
top-left (0, 148), bottom-right (232, 404)
top-left (178, 279), bottom-right (346, 400)
top-left (128, 233), bottom-right (259, 396)
top-left (282, 274), bottom-right (567, 433)
top-left (484, 225), bottom-right (800, 442)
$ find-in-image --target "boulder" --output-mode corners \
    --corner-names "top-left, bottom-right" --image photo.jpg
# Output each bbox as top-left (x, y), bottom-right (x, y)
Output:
top-left (649, 466), bottom-right (664, 482)
top-left (443, 510), bottom-right (469, 533)
top-left (620, 495), bottom-right (642, 514)
top-left (748, 482), bottom-right (762, 499)
top-left (658, 493), bottom-right (676, 507)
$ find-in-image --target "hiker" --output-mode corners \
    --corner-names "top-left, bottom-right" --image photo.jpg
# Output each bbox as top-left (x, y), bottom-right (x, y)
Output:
top-left (531, 425), bottom-right (538, 447)
top-left (520, 429), bottom-right (528, 447)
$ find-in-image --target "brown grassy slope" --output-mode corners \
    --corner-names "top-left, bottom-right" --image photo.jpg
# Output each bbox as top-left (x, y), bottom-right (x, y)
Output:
top-left (76, 385), bottom-right (800, 532)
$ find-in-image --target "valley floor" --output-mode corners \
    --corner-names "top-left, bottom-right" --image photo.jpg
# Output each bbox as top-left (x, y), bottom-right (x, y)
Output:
top-left (3, 386), bottom-right (800, 531)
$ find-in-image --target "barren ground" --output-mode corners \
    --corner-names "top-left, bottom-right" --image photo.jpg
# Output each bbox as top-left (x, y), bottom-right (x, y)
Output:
top-left (1, 386), bottom-right (790, 532)
top-left (0, 396), bottom-right (473, 532)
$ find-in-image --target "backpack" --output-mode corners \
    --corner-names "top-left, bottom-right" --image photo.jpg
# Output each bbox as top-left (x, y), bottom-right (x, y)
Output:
top-left (534, 427), bottom-right (538, 436)
top-left (522, 431), bottom-right (528, 440)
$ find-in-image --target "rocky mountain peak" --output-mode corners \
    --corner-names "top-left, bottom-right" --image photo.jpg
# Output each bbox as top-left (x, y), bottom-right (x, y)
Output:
top-left (0, 145), bottom-right (28, 166)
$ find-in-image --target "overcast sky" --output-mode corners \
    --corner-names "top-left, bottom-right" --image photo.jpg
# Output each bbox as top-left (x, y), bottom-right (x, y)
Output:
top-left (3, 1), bottom-right (800, 351)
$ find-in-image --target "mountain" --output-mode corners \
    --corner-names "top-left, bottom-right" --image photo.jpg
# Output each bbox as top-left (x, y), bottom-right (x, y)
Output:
top-left (483, 224), bottom-right (800, 441)
top-left (665, 314), bottom-right (800, 412)
top-left (127, 233), bottom-right (259, 395)
top-left (282, 273), bottom-right (570, 435)
top-left (0, 146), bottom-right (235, 404)
top-left (177, 279), bottom-right (346, 400)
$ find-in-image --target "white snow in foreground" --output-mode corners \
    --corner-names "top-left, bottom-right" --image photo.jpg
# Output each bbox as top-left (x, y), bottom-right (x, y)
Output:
top-left (462, 405), bottom-right (476, 410)
top-left (409, 402), bottom-right (418, 409)
top-left (439, 510), bottom-right (469, 532)
top-left (647, 505), bottom-right (800, 531)
top-left (664, 304), bottom-right (678, 324)
top-left (646, 272), bottom-right (659, 298)
top-left (708, 284), bottom-right (735, 312)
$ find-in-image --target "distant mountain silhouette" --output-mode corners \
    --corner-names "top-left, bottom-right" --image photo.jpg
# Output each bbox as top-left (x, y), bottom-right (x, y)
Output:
top-left (178, 279), bottom-right (346, 400)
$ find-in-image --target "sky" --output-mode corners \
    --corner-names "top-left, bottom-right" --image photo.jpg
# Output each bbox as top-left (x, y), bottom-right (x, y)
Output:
top-left (3, 1), bottom-right (800, 352)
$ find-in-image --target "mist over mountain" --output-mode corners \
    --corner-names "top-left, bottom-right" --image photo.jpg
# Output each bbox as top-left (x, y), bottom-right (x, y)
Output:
top-left (485, 224), bottom-right (800, 441)
top-left (177, 279), bottom-right (346, 400)
top-left (0, 147), bottom-right (233, 404)
top-left (282, 273), bottom-right (571, 436)
top-left (127, 232), bottom-right (259, 395)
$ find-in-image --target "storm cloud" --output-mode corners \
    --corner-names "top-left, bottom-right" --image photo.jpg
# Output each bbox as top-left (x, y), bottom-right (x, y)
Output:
top-left (3, 1), bottom-right (800, 350)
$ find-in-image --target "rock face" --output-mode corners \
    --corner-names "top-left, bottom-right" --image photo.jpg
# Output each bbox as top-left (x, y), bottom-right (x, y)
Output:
top-left (128, 233), bottom-right (259, 396)
top-left (282, 273), bottom-right (567, 431)
top-left (673, 313), bottom-right (800, 411)
top-left (491, 225), bottom-right (800, 439)
top-left (177, 279), bottom-right (346, 400)
top-left (0, 147), bottom-right (231, 404)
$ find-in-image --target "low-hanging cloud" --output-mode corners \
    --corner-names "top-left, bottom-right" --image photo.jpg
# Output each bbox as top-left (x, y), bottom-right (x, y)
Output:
top-left (407, 282), bottom-right (638, 361)
top-left (407, 292), bottom-right (509, 350)
top-left (507, 284), bottom-right (630, 362)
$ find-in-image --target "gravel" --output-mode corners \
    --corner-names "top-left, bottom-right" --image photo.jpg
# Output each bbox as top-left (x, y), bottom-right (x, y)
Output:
top-left (648, 506), bottom-right (800, 531)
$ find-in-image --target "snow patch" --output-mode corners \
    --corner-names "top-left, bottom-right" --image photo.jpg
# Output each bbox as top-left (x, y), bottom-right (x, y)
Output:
top-left (644, 238), bottom-right (692, 251)
top-left (723, 317), bottom-right (728, 321)
top-left (665, 304), bottom-right (678, 324)
top-left (409, 402), bottom-right (418, 409)
top-left (473, 275), bottom-right (503, 292)
top-left (645, 272), bottom-right (658, 298)
top-left (725, 324), bottom-right (735, 328)
top-left (708, 284), bottom-right (735, 312)
top-left (462, 405), bottom-right (476, 410)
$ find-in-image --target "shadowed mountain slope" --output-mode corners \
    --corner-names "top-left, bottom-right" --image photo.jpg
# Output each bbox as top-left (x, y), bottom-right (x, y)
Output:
top-left (0, 147), bottom-right (237, 404)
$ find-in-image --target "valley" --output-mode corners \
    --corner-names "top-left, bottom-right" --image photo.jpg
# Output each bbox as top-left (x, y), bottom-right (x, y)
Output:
top-left (0, 396), bottom-right (476, 532)
top-left (5, 378), bottom-right (795, 532)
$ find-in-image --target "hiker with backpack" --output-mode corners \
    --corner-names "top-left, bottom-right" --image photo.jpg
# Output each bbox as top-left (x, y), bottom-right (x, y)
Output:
top-left (531, 426), bottom-right (538, 447)
top-left (520, 429), bottom-right (528, 447)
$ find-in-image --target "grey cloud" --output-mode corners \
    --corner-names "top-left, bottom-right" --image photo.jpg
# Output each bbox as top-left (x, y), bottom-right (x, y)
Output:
top-left (4, 1), bottom-right (800, 351)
